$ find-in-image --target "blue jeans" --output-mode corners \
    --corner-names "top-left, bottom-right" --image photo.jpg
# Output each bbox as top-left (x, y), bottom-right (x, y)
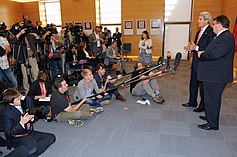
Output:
top-left (85, 94), bottom-right (110, 107)
top-left (51, 60), bottom-right (62, 80)
top-left (106, 82), bottom-right (119, 96)
top-left (0, 68), bottom-right (18, 88)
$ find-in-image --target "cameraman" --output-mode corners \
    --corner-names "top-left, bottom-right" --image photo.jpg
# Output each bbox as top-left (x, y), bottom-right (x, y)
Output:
top-left (0, 22), bottom-right (18, 89)
top-left (41, 24), bottom-right (64, 80)
top-left (11, 22), bottom-right (39, 94)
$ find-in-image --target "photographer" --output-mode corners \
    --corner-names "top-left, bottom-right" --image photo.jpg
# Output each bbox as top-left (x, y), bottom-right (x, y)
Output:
top-left (0, 22), bottom-right (18, 89)
top-left (41, 24), bottom-right (64, 80)
top-left (2, 88), bottom-right (56, 157)
top-left (11, 22), bottom-right (39, 93)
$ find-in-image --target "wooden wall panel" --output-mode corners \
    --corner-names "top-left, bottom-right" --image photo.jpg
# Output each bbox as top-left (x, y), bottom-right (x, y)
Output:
top-left (122, 0), bottom-right (164, 58)
top-left (191, 0), bottom-right (222, 41)
top-left (222, 0), bottom-right (237, 32)
top-left (60, 0), bottom-right (96, 27)
top-left (0, 0), bottom-right (22, 27)
top-left (22, 2), bottom-right (40, 24)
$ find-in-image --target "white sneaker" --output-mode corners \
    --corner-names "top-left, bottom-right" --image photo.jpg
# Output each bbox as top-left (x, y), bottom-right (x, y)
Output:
top-left (136, 99), bottom-right (151, 105)
top-left (90, 107), bottom-right (104, 114)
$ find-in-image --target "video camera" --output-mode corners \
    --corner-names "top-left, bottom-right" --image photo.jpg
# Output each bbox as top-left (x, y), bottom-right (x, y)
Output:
top-left (0, 22), bottom-right (9, 37)
top-left (70, 25), bottom-right (83, 36)
top-left (10, 21), bottom-right (37, 37)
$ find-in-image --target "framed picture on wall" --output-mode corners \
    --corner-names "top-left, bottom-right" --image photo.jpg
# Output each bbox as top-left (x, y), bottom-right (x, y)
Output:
top-left (74, 21), bottom-right (83, 26)
top-left (64, 21), bottom-right (74, 27)
top-left (136, 19), bottom-right (146, 35)
top-left (150, 19), bottom-right (161, 35)
top-left (150, 19), bottom-right (161, 28)
top-left (125, 20), bottom-right (133, 29)
top-left (84, 21), bottom-right (92, 30)
top-left (124, 20), bottom-right (134, 35)
top-left (137, 19), bottom-right (146, 29)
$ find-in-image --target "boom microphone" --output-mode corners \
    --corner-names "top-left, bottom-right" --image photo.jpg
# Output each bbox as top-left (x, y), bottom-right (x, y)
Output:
top-left (157, 56), bottom-right (164, 66)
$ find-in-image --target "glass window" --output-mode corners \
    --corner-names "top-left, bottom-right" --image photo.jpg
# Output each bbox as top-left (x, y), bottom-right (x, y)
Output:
top-left (45, 1), bottom-right (62, 26)
top-left (100, 0), bottom-right (121, 25)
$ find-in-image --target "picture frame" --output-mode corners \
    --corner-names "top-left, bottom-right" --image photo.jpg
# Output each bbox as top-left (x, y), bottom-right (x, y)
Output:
top-left (83, 21), bottom-right (92, 30)
top-left (137, 19), bottom-right (146, 29)
top-left (74, 21), bottom-right (83, 26)
top-left (64, 21), bottom-right (74, 27)
top-left (150, 19), bottom-right (161, 28)
top-left (125, 20), bottom-right (133, 29)
top-left (124, 20), bottom-right (134, 35)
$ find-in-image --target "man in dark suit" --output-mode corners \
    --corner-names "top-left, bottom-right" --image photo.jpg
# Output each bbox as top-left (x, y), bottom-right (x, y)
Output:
top-left (197, 15), bottom-right (235, 130)
top-left (182, 12), bottom-right (215, 112)
top-left (2, 88), bottom-right (56, 156)
top-left (112, 27), bottom-right (122, 51)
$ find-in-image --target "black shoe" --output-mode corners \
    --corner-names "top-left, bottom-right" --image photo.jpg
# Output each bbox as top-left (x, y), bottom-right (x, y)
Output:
top-left (199, 115), bottom-right (207, 121)
top-left (193, 107), bottom-right (204, 112)
top-left (197, 123), bottom-right (218, 130)
top-left (182, 103), bottom-right (196, 108)
top-left (116, 95), bottom-right (126, 102)
top-left (0, 151), bottom-right (3, 156)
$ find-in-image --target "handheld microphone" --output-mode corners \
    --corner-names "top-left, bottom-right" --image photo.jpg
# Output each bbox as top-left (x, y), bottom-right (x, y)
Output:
top-left (166, 51), bottom-right (171, 69)
top-left (174, 52), bottom-right (182, 67)
top-left (172, 52), bottom-right (182, 74)
top-left (157, 56), bottom-right (164, 66)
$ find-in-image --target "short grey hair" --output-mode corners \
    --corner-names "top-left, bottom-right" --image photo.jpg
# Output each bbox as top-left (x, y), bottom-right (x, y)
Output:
top-left (199, 11), bottom-right (212, 23)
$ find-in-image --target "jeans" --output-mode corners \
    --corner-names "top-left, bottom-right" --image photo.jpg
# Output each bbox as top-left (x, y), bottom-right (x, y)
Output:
top-left (51, 60), bottom-right (62, 80)
top-left (85, 94), bottom-right (110, 107)
top-left (0, 68), bottom-right (17, 88)
top-left (106, 82), bottom-right (119, 96)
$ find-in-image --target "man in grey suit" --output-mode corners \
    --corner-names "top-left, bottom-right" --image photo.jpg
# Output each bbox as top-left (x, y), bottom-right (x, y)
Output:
top-left (104, 41), bottom-right (126, 75)
top-left (197, 15), bottom-right (235, 130)
top-left (88, 26), bottom-right (104, 58)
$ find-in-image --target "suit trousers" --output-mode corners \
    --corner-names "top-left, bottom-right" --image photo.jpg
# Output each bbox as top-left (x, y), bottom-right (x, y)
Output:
top-left (203, 82), bottom-right (226, 128)
top-left (5, 131), bottom-right (55, 157)
top-left (189, 69), bottom-right (204, 108)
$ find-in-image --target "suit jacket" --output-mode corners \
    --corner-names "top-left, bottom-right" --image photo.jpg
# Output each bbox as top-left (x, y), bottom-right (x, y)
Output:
top-left (88, 31), bottom-right (103, 55)
top-left (2, 104), bottom-right (30, 149)
top-left (191, 25), bottom-right (215, 71)
top-left (112, 32), bottom-right (122, 48)
top-left (104, 46), bottom-right (121, 65)
top-left (197, 30), bottom-right (235, 83)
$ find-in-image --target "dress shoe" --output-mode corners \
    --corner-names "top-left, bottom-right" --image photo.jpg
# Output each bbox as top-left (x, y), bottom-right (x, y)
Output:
top-left (199, 115), bottom-right (207, 121)
top-left (116, 95), bottom-right (126, 102)
top-left (198, 123), bottom-right (218, 130)
top-left (193, 108), bottom-right (204, 112)
top-left (182, 103), bottom-right (195, 108)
